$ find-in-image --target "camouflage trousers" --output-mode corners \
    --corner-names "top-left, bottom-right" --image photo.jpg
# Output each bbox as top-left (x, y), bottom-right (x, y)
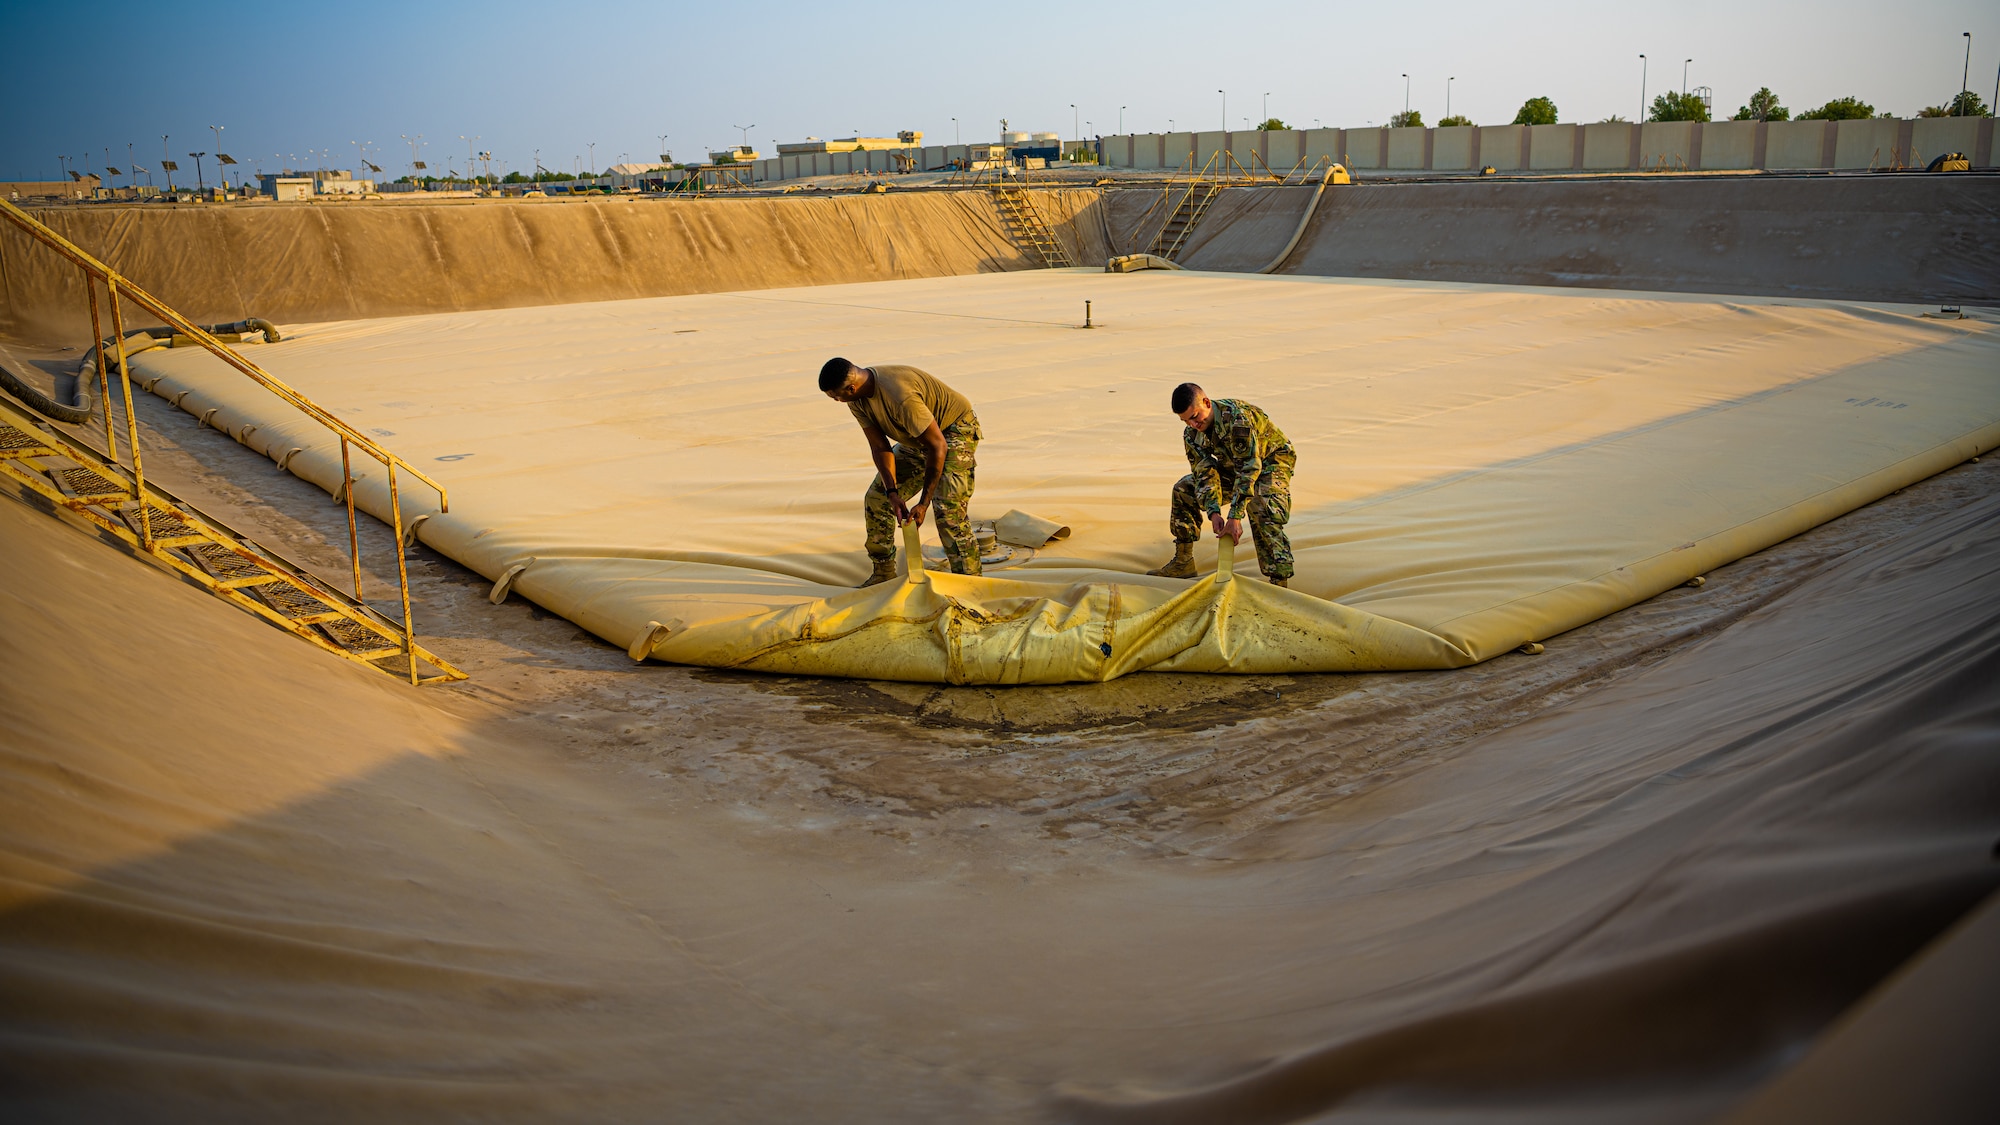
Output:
top-left (864, 416), bottom-right (981, 575)
top-left (1168, 451), bottom-right (1295, 580)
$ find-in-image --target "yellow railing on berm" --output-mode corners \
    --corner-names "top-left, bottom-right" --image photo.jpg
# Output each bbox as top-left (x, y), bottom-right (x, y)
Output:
top-left (0, 196), bottom-right (463, 684)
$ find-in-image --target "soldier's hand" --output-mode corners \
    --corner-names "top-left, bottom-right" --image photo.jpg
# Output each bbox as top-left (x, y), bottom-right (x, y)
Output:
top-left (892, 497), bottom-right (914, 525)
top-left (910, 497), bottom-right (930, 527)
top-left (1223, 517), bottom-right (1244, 544)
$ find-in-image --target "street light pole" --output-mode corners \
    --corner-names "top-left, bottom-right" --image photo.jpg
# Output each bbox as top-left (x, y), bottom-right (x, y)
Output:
top-left (1447, 77), bottom-right (1454, 120)
top-left (952, 117), bottom-right (958, 144)
top-left (1683, 58), bottom-right (1692, 95)
top-left (1263, 91), bottom-right (1270, 125)
top-left (1119, 106), bottom-right (1126, 133)
top-left (1071, 103), bottom-right (1077, 146)
top-left (588, 142), bottom-right (596, 177)
top-left (1218, 90), bottom-right (1225, 131)
top-left (210, 125), bottom-right (226, 191)
top-left (1962, 32), bottom-right (1973, 114)
top-left (1638, 55), bottom-right (1648, 121)
top-left (730, 123), bottom-right (756, 149)
top-left (1402, 73), bottom-right (1410, 120)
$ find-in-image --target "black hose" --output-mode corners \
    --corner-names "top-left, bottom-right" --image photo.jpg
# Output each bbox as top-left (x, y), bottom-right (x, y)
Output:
top-left (0, 349), bottom-right (93, 424)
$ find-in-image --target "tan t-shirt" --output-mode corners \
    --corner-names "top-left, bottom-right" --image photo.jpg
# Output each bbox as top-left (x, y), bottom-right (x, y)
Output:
top-left (847, 364), bottom-right (972, 444)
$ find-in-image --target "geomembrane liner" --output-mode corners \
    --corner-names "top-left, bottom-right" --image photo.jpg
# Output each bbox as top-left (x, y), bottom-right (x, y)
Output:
top-left (127, 270), bottom-right (2000, 683)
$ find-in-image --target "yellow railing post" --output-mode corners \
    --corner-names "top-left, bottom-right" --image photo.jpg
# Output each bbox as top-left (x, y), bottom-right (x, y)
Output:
top-left (387, 460), bottom-right (417, 685)
top-left (340, 437), bottom-right (363, 600)
top-left (104, 278), bottom-right (151, 548)
top-left (84, 277), bottom-right (119, 462)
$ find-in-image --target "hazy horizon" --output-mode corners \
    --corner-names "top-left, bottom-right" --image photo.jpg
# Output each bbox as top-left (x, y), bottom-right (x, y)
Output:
top-left (3, 0), bottom-right (1996, 184)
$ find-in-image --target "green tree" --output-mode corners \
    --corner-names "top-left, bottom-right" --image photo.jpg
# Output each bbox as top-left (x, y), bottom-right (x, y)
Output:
top-left (1255, 117), bottom-right (1288, 131)
top-left (1512, 97), bottom-right (1558, 126)
top-left (1648, 91), bottom-right (1710, 122)
top-left (1732, 87), bottom-right (1789, 121)
top-left (1437, 114), bottom-right (1474, 127)
top-left (1920, 91), bottom-right (1990, 117)
top-left (1389, 109), bottom-right (1424, 128)
top-left (1797, 96), bottom-right (1876, 121)
top-left (1599, 114), bottom-right (1629, 123)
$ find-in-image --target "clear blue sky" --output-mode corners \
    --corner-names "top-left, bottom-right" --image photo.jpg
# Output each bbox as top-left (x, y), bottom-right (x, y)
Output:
top-left (4, 0), bottom-right (1995, 182)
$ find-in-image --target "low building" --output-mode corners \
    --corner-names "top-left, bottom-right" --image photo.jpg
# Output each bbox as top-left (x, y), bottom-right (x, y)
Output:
top-left (261, 177), bottom-right (314, 201)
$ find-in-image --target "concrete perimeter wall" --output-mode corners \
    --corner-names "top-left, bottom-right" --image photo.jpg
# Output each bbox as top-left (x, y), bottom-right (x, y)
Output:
top-left (0, 191), bottom-right (1113, 342)
top-left (1101, 117), bottom-right (1996, 175)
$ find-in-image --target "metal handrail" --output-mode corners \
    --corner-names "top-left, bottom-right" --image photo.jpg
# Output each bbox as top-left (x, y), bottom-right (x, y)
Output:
top-left (0, 196), bottom-right (452, 685)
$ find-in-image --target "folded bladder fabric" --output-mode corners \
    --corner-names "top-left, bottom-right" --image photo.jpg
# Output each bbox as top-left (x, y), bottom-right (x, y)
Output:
top-left (127, 271), bottom-right (2000, 683)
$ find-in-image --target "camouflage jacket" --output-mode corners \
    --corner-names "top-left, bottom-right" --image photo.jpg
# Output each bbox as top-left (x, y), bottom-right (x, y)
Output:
top-left (1184, 398), bottom-right (1292, 518)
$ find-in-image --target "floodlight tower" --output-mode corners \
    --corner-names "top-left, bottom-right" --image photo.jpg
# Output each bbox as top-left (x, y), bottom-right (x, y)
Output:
top-left (209, 125), bottom-right (227, 191)
top-left (402, 135), bottom-right (426, 182)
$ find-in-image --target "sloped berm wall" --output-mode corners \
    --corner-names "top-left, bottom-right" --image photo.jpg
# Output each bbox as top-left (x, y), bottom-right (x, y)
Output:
top-left (1103, 174), bottom-right (2000, 304)
top-left (0, 190), bottom-right (1113, 340)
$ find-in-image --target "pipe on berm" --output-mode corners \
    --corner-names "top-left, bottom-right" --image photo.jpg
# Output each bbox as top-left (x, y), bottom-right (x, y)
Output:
top-left (0, 343), bottom-right (94, 424)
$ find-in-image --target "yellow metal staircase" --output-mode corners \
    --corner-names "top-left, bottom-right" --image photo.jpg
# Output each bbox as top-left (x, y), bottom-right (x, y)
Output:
top-left (0, 396), bottom-right (464, 683)
top-left (0, 195), bottom-right (464, 686)
top-left (990, 185), bottom-right (1073, 268)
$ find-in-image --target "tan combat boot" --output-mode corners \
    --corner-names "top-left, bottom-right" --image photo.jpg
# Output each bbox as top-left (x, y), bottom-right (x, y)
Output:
top-left (1147, 542), bottom-right (1197, 579)
top-left (859, 555), bottom-right (899, 587)
top-left (1269, 577), bottom-right (1289, 588)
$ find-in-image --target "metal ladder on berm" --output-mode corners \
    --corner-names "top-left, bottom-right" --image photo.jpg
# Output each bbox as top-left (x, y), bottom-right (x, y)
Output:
top-left (0, 395), bottom-right (464, 683)
top-left (1149, 181), bottom-right (1223, 261)
top-left (990, 185), bottom-right (1073, 268)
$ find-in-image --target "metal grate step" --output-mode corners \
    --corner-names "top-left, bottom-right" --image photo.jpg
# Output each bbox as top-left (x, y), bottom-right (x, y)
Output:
top-left (0, 423), bottom-right (52, 456)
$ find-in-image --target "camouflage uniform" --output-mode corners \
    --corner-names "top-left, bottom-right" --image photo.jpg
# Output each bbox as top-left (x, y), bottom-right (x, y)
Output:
top-left (864, 415), bottom-right (982, 575)
top-left (1171, 399), bottom-right (1295, 580)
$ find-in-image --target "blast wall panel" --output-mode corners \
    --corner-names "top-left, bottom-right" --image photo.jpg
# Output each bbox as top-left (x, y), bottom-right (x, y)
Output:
top-left (1529, 125), bottom-right (1578, 170)
top-left (1479, 126), bottom-right (1524, 171)
top-left (1701, 121), bottom-right (1758, 169)
top-left (1433, 126), bottom-right (1476, 170)
top-left (1582, 123), bottom-right (1637, 169)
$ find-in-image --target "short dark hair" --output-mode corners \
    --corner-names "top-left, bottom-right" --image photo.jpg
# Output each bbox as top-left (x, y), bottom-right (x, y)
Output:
top-left (1170, 382), bottom-right (1202, 414)
top-left (818, 357), bottom-right (858, 393)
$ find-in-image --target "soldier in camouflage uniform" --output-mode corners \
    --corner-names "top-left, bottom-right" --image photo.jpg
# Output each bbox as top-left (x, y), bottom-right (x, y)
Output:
top-left (819, 357), bottom-right (982, 585)
top-left (1148, 383), bottom-right (1296, 586)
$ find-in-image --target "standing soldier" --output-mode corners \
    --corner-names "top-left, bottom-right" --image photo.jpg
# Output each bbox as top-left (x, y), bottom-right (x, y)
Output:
top-left (1148, 382), bottom-right (1296, 587)
top-left (819, 357), bottom-right (983, 587)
